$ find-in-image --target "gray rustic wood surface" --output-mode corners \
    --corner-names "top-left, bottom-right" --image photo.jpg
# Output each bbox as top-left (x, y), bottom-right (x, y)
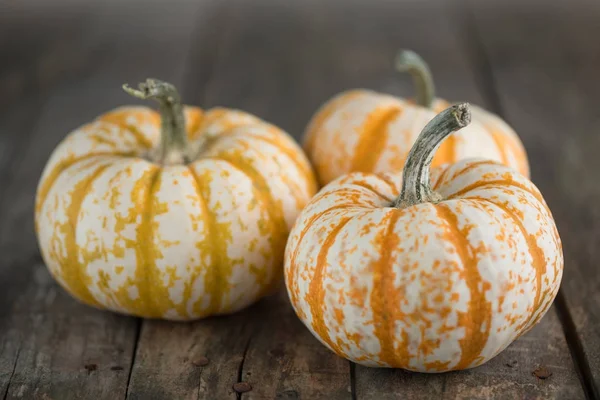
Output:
top-left (0, 0), bottom-right (598, 399)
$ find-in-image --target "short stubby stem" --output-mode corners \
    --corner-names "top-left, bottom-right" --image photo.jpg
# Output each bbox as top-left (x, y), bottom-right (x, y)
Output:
top-left (395, 50), bottom-right (436, 108)
top-left (392, 103), bottom-right (471, 209)
top-left (123, 79), bottom-right (190, 165)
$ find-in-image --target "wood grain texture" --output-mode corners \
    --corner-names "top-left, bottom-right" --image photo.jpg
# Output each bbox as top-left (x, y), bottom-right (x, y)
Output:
top-left (126, 307), bottom-right (255, 400)
top-left (0, 1), bottom-right (204, 398)
top-left (0, 0), bottom-right (597, 398)
top-left (3, 261), bottom-right (137, 400)
top-left (467, 0), bottom-right (600, 397)
top-left (0, 3), bottom-right (106, 396)
top-left (0, 1), bottom-right (101, 106)
top-left (240, 293), bottom-right (351, 400)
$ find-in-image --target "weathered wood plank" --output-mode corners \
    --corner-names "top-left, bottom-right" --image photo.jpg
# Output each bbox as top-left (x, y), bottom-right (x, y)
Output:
top-left (0, 4), bottom-right (105, 395)
top-left (240, 293), bottom-right (352, 400)
top-left (127, 301), bottom-right (258, 400)
top-left (0, 1), bottom-right (96, 249)
top-left (3, 262), bottom-right (137, 400)
top-left (468, 0), bottom-right (600, 397)
top-left (0, 1), bottom-right (204, 398)
top-left (0, 2), bottom-right (102, 108)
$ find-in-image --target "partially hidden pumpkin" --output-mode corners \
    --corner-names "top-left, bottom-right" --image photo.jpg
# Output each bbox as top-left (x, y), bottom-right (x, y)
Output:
top-left (285, 103), bottom-right (562, 371)
top-left (304, 50), bottom-right (529, 186)
top-left (35, 79), bottom-right (317, 320)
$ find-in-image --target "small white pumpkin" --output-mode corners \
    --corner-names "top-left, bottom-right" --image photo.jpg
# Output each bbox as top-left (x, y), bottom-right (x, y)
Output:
top-left (285, 103), bottom-right (562, 371)
top-left (303, 50), bottom-right (529, 186)
top-left (35, 79), bottom-right (317, 320)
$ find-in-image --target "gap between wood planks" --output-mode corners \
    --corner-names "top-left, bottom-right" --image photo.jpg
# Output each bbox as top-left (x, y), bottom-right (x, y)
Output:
top-left (555, 293), bottom-right (599, 400)
top-left (235, 336), bottom-right (254, 400)
top-left (0, 35), bottom-right (69, 400)
top-left (350, 362), bottom-right (357, 400)
top-left (124, 319), bottom-right (143, 399)
top-left (457, 1), bottom-right (598, 398)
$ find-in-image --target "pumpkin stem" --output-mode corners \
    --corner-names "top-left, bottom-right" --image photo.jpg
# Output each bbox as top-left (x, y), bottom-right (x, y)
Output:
top-left (395, 50), bottom-right (435, 108)
top-left (392, 103), bottom-right (471, 208)
top-left (123, 79), bottom-right (189, 165)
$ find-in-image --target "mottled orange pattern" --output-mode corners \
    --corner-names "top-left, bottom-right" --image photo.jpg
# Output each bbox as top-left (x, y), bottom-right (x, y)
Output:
top-left (303, 91), bottom-right (530, 186)
top-left (35, 106), bottom-right (317, 320)
top-left (284, 159), bottom-right (562, 371)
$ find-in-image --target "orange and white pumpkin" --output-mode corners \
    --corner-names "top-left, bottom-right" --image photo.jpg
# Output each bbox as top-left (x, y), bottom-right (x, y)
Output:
top-left (304, 50), bottom-right (529, 186)
top-left (35, 79), bottom-right (317, 320)
top-left (285, 104), bottom-right (562, 371)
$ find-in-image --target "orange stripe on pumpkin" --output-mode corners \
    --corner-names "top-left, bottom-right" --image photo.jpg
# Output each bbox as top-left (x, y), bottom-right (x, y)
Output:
top-left (212, 154), bottom-right (288, 300)
top-left (488, 131), bottom-right (510, 167)
top-left (475, 197), bottom-right (546, 334)
top-left (185, 107), bottom-right (205, 140)
top-left (133, 168), bottom-right (164, 317)
top-left (432, 164), bottom-right (452, 190)
top-left (36, 152), bottom-right (133, 232)
top-left (220, 131), bottom-right (312, 213)
top-left (307, 217), bottom-right (352, 356)
top-left (436, 203), bottom-right (492, 370)
top-left (198, 108), bottom-right (230, 130)
top-left (59, 162), bottom-right (111, 307)
top-left (188, 165), bottom-right (227, 316)
top-left (431, 131), bottom-right (457, 168)
top-left (447, 178), bottom-right (545, 207)
top-left (303, 91), bottom-right (365, 156)
top-left (374, 173), bottom-right (400, 194)
top-left (369, 210), bottom-right (409, 366)
top-left (99, 111), bottom-right (158, 149)
top-left (349, 180), bottom-right (394, 203)
top-left (287, 205), bottom-right (359, 313)
top-left (238, 133), bottom-right (318, 196)
top-left (448, 160), bottom-right (501, 182)
top-left (351, 106), bottom-right (403, 174)
top-left (483, 125), bottom-right (529, 178)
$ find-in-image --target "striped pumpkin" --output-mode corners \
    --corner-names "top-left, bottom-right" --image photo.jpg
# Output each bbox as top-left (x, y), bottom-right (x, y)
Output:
top-left (285, 104), bottom-right (562, 371)
top-left (304, 50), bottom-right (529, 186)
top-left (35, 79), bottom-right (317, 320)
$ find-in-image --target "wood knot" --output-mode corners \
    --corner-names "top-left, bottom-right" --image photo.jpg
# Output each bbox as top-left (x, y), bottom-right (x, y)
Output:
top-left (191, 356), bottom-right (209, 367)
top-left (532, 366), bottom-right (552, 380)
top-left (84, 363), bottom-right (97, 373)
top-left (233, 382), bottom-right (252, 393)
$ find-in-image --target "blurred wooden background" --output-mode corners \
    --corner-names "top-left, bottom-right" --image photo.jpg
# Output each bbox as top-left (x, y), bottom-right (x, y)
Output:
top-left (0, 0), bottom-right (599, 399)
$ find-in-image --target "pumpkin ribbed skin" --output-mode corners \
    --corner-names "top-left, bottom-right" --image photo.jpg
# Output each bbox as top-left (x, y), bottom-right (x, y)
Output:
top-left (284, 158), bottom-right (562, 371)
top-left (304, 91), bottom-right (529, 186)
top-left (35, 106), bottom-right (317, 320)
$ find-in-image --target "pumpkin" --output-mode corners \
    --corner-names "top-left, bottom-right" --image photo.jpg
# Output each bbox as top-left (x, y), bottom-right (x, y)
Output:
top-left (35, 79), bottom-right (317, 320)
top-left (303, 50), bottom-right (529, 186)
top-left (284, 103), bottom-right (562, 371)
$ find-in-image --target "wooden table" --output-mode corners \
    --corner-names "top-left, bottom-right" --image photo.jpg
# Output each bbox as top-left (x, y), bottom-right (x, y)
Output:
top-left (1, 0), bottom-right (599, 398)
